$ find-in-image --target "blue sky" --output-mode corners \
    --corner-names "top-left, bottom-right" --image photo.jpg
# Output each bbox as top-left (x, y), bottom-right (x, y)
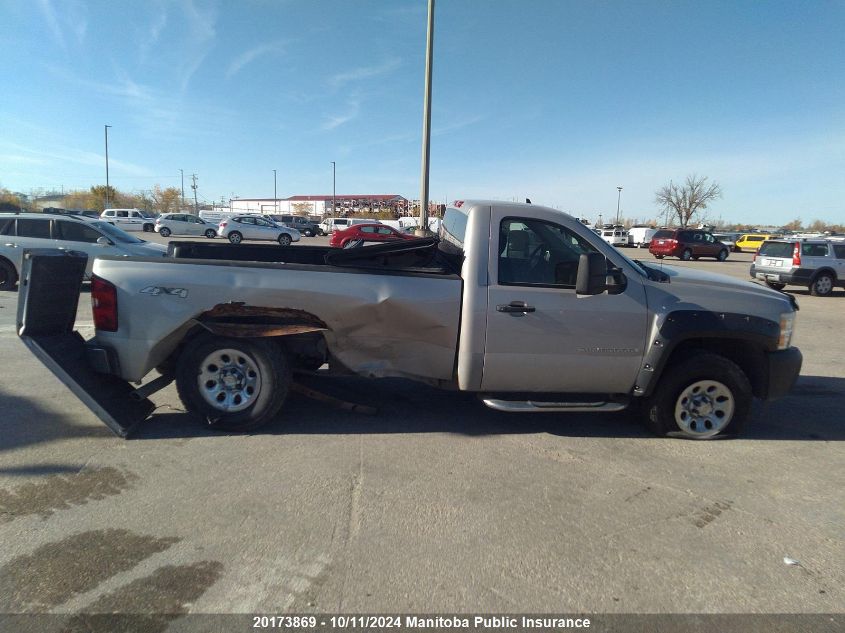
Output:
top-left (1, 0), bottom-right (843, 225)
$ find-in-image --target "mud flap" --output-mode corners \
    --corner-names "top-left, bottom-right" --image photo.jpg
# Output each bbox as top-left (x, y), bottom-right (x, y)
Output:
top-left (17, 250), bottom-right (155, 438)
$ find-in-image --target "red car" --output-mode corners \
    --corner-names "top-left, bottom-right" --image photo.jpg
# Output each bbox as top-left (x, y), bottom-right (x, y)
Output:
top-left (648, 228), bottom-right (730, 261)
top-left (329, 223), bottom-right (417, 248)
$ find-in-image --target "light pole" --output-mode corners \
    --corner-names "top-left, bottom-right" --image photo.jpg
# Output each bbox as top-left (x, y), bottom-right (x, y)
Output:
top-left (615, 186), bottom-right (623, 225)
top-left (273, 169), bottom-right (277, 213)
top-left (417, 0), bottom-right (435, 236)
top-left (104, 125), bottom-right (112, 208)
top-left (180, 169), bottom-right (185, 208)
top-left (331, 161), bottom-right (336, 217)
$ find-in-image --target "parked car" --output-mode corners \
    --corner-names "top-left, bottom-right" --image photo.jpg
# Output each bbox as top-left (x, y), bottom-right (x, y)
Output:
top-left (600, 227), bottom-right (628, 247)
top-left (217, 215), bottom-right (300, 245)
top-left (17, 201), bottom-right (801, 442)
top-left (155, 213), bottom-right (218, 238)
top-left (713, 232), bottom-right (741, 252)
top-left (270, 215), bottom-right (320, 237)
top-left (0, 213), bottom-right (167, 289)
top-left (735, 233), bottom-right (774, 252)
top-left (627, 226), bottom-right (657, 248)
top-left (100, 208), bottom-right (156, 232)
top-left (649, 228), bottom-right (730, 261)
top-left (319, 217), bottom-right (380, 234)
top-left (750, 238), bottom-right (845, 296)
top-left (329, 223), bottom-right (417, 248)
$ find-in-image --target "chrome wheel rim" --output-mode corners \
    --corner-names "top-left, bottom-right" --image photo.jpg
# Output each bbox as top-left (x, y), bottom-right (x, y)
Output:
top-left (198, 348), bottom-right (261, 412)
top-left (674, 380), bottom-right (734, 438)
top-left (230, 233), bottom-right (241, 244)
top-left (815, 276), bottom-right (832, 294)
top-left (279, 235), bottom-right (291, 245)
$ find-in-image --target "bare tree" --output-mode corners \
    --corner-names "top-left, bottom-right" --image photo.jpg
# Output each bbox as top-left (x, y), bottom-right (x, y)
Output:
top-left (655, 175), bottom-right (722, 228)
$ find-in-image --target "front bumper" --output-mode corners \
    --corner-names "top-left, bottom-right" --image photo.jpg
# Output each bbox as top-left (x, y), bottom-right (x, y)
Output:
top-left (763, 347), bottom-right (803, 400)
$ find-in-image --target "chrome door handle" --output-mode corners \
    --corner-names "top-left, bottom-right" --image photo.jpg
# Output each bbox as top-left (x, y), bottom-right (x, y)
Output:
top-left (496, 301), bottom-right (536, 314)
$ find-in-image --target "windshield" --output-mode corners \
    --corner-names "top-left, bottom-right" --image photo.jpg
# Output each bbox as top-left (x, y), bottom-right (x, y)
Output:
top-left (90, 221), bottom-right (144, 243)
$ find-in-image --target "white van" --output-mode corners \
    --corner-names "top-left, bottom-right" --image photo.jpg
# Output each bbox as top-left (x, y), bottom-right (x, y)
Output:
top-left (320, 217), bottom-right (380, 234)
top-left (627, 226), bottom-right (657, 248)
top-left (600, 227), bottom-right (628, 247)
top-left (100, 208), bottom-right (156, 232)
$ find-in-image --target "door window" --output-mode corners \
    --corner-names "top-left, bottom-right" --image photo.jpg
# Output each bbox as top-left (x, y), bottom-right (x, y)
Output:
top-left (0, 218), bottom-right (13, 235)
top-left (56, 221), bottom-right (101, 243)
top-left (116, 211), bottom-right (129, 218)
top-left (833, 245), bottom-right (845, 259)
top-left (360, 226), bottom-right (377, 234)
top-left (16, 219), bottom-right (52, 238)
top-left (498, 218), bottom-right (598, 287)
top-left (376, 226), bottom-right (395, 235)
top-left (239, 217), bottom-right (255, 225)
top-left (801, 243), bottom-right (828, 257)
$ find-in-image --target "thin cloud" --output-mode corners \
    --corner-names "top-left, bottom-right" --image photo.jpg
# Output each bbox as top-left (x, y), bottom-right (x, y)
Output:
top-left (322, 99), bottom-right (361, 130)
top-left (433, 115), bottom-right (485, 136)
top-left (226, 41), bottom-right (287, 79)
top-left (328, 58), bottom-right (401, 88)
top-left (178, 0), bottom-right (217, 92)
top-left (36, 0), bottom-right (86, 49)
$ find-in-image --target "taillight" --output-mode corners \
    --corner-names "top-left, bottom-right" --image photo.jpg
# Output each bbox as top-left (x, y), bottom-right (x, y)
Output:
top-left (792, 242), bottom-right (801, 266)
top-left (219, 222), bottom-right (228, 228)
top-left (753, 248), bottom-right (758, 262)
top-left (91, 275), bottom-right (118, 332)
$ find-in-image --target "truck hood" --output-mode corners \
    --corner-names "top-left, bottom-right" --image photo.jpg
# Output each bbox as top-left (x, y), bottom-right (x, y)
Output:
top-left (123, 242), bottom-right (168, 257)
top-left (643, 263), bottom-right (795, 319)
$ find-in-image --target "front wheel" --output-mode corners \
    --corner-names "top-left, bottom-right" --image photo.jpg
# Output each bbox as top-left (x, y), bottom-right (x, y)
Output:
top-left (680, 249), bottom-right (692, 261)
top-left (644, 352), bottom-right (751, 439)
top-left (175, 336), bottom-right (290, 431)
top-left (278, 234), bottom-right (292, 246)
top-left (204, 229), bottom-right (217, 238)
top-left (158, 227), bottom-right (172, 237)
top-left (0, 259), bottom-right (18, 290)
top-left (143, 223), bottom-right (154, 232)
top-left (810, 273), bottom-right (835, 297)
top-left (654, 254), bottom-right (664, 259)
top-left (717, 249), bottom-right (728, 261)
top-left (228, 231), bottom-right (243, 244)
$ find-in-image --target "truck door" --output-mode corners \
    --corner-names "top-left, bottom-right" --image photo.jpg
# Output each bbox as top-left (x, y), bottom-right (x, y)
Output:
top-left (481, 210), bottom-right (649, 394)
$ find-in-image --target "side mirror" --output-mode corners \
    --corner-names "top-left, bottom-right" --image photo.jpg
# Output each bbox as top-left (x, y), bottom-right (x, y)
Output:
top-left (575, 253), bottom-right (607, 295)
top-left (96, 236), bottom-right (113, 246)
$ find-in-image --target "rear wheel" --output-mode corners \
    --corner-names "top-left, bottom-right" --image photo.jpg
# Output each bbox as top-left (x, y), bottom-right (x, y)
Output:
top-left (303, 229), bottom-right (313, 237)
top-left (204, 228), bottom-right (217, 238)
top-left (644, 352), bottom-right (751, 439)
top-left (765, 281), bottom-right (786, 291)
top-left (0, 259), bottom-right (18, 290)
top-left (175, 336), bottom-right (290, 432)
top-left (158, 227), bottom-right (171, 237)
top-left (654, 255), bottom-right (664, 259)
top-left (228, 231), bottom-right (243, 244)
top-left (810, 272), bottom-right (835, 297)
top-left (717, 249), bottom-right (728, 261)
top-left (278, 234), bottom-right (292, 246)
top-left (680, 249), bottom-right (692, 261)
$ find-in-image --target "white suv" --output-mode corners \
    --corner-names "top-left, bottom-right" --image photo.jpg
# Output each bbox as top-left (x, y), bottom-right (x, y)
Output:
top-left (750, 238), bottom-right (845, 296)
top-left (217, 215), bottom-right (300, 245)
top-left (0, 213), bottom-right (167, 289)
top-left (100, 208), bottom-right (156, 232)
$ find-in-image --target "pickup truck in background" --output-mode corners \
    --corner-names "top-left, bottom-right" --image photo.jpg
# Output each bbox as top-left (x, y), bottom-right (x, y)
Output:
top-left (17, 200), bottom-right (802, 440)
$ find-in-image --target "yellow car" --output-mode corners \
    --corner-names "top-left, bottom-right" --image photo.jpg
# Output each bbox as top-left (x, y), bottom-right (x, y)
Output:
top-left (735, 233), bottom-right (774, 252)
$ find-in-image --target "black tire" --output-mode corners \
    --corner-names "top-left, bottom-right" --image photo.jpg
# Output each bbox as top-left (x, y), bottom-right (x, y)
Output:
top-left (317, 228), bottom-right (325, 236)
top-left (143, 223), bottom-right (154, 232)
top-left (204, 229), bottom-right (217, 238)
top-left (175, 336), bottom-right (290, 432)
top-left (0, 259), bottom-right (18, 291)
top-left (809, 272), bottom-right (835, 297)
top-left (654, 254), bottom-right (664, 259)
top-left (765, 281), bottom-right (786, 291)
top-left (228, 231), bottom-right (243, 244)
top-left (643, 352), bottom-right (751, 439)
top-left (159, 227), bottom-right (172, 238)
top-left (303, 229), bottom-right (313, 237)
top-left (717, 249), bottom-right (728, 261)
top-left (680, 249), bottom-right (692, 261)
top-left (278, 234), bottom-right (292, 246)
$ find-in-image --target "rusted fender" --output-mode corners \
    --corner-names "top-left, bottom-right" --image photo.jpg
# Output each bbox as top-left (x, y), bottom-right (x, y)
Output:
top-left (197, 302), bottom-right (329, 338)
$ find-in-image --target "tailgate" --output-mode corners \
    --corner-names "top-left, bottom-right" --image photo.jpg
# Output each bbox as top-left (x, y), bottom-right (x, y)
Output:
top-left (16, 249), bottom-right (155, 437)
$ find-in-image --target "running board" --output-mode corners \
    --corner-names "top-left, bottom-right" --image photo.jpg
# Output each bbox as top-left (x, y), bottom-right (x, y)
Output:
top-left (482, 398), bottom-right (629, 413)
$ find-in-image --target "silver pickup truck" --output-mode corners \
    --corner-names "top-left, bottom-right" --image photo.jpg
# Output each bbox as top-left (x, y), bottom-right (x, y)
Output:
top-left (17, 200), bottom-right (802, 440)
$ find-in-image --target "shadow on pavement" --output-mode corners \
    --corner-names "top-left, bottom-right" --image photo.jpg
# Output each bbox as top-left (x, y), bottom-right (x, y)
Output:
top-left (133, 374), bottom-right (845, 442)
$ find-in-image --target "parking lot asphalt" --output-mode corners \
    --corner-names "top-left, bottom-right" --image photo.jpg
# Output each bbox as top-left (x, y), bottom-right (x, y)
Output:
top-left (0, 238), bottom-right (842, 618)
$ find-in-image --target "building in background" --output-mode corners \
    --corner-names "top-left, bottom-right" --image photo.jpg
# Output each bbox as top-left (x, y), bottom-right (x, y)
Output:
top-left (224, 194), bottom-right (410, 217)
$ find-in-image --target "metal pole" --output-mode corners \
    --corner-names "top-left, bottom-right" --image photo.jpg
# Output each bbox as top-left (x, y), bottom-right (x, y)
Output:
top-left (616, 186), bottom-right (623, 225)
top-left (417, 0), bottom-right (435, 236)
top-left (104, 125), bottom-right (112, 208)
top-left (331, 161), bottom-right (336, 217)
top-left (273, 169), bottom-right (277, 214)
top-left (180, 169), bottom-right (184, 207)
